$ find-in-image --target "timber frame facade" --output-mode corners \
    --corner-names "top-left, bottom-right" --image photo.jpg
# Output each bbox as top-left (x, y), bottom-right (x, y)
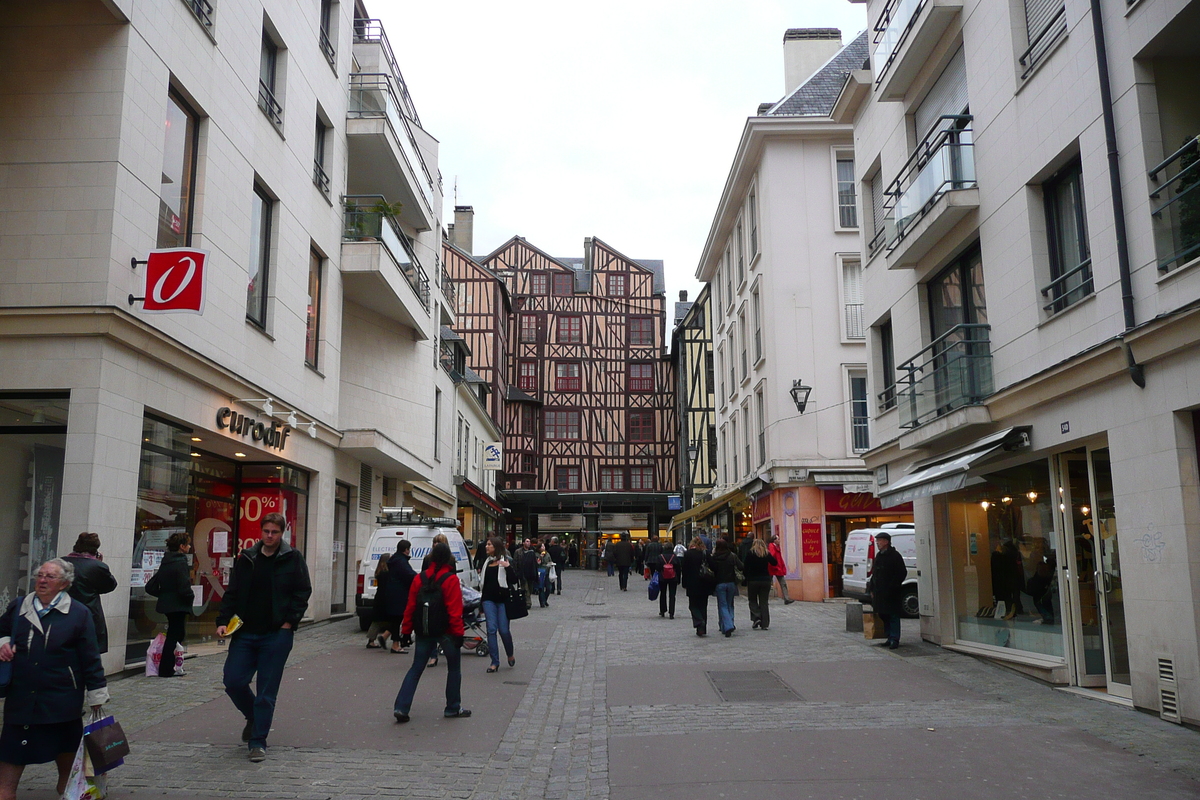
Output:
top-left (443, 241), bottom-right (510, 423)
top-left (671, 285), bottom-right (716, 528)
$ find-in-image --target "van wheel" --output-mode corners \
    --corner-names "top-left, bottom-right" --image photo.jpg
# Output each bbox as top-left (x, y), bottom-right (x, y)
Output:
top-left (358, 615), bottom-right (371, 632)
top-left (901, 589), bottom-right (919, 618)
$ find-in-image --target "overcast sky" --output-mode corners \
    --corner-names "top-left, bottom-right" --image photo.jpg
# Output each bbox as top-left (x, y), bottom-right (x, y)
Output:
top-left (377, 1), bottom-right (868, 305)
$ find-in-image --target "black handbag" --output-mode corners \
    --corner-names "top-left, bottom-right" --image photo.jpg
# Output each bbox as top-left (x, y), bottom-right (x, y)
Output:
top-left (504, 585), bottom-right (528, 621)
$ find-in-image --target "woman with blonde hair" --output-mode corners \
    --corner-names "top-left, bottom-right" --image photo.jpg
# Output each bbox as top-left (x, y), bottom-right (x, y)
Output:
top-left (743, 538), bottom-right (778, 630)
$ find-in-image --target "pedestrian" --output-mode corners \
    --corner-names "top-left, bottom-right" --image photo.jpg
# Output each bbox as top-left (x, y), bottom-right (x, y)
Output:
top-left (869, 531), bottom-right (907, 649)
top-left (421, 533), bottom-right (452, 667)
top-left (479, 537), bottom-right (517, 673)
top-left (146, 532), bottom-right (194, 676)
top-left (710, 538), bottom-right (743, 637)
top-left (767, 533), bottom-right (794, 604)
top-left (364, 556), bottom-right (391, 649)
top-left (215, 512), bottom-right (312, 762)
top-left (611, 533), bottom-right (634, 590)
top-left (385, 540), bottom-right (417, 655)
top-left (0, 559), bottom-right (109, 800)
top-left (393, 543), bottom-right (472, 722)
top-left (643, 534), bottom-right (663, 580)
top-left (681, 537), bottom-right (715, 636)
top-left (743, 538), bottom-right (778, 630)
top-left (633, 539), bottom-right (645, 577)
top-left (535, 542), bottom-right (553, 608)
top-left (654, 541), bottom-right (681, 619)
top-left (62, 532), bottom-right (118, 654)
top-left (548, 536), bottom-right (566, 595)
top-left (472, 538), bottom-right (488, 572)
top-left (519, 541), bottom-right (540, 609)
top-left (602, 539), bottom-right (614, 576)
top-left (737, 534), bottom-right (754, 563)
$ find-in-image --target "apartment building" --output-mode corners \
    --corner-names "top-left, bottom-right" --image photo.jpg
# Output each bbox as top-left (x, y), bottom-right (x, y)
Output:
top-left (668, 286), bottom-right (717, 542)
top-left (0, 0), bottom-right (456, 672)
top-left (848, 0), bottom-right (1200, 722)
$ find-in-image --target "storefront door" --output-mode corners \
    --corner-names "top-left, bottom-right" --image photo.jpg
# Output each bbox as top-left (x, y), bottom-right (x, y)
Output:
top-left (331, 483), bottom-right (351, 613)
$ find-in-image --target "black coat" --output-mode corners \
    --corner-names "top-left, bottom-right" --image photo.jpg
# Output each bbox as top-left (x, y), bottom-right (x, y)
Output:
top-left (148, 551), bottom-right (193, 615)
top-left (216, 540), bottom-right (312, 630)
top-left (0, 595), bottom-right (107, 724)
top-left (870, 545), bottom-right (908, 616)
top-left (743, 551), bottom-right (777, 584)
top-left (548, 544), bottom-right (566, 568)
top-left (384, 553), bottom-right (417, 617)
top-left (63, 555), bottom-right (117, 654)
top-left (643, 541), bottom-right (664, 569)
top-left (680, 549), bottom-right (714, 598)
top-left (710, 551), bottom-right (743, 585)
top-left (610, 541), bottom-right (634, 568)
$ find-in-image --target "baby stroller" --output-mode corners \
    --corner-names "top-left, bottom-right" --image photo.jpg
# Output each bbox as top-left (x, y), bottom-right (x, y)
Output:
top-left (459, 586), bottom-right (489, 657)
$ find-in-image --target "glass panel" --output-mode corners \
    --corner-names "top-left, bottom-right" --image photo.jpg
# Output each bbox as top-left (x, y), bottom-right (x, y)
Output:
top-left (1062, 454), bottom-right (1105, 676)
top-left (0, 426), bottom-right (67, 604)
top-left (332, 484), bottom-right (350, 613)
top-left (1090, 448), bottom-right (1130, 685)
top-left (247, 189), bottom-right (271, 325)
top-left (158, 93), bottom-right (196, 248)
top-left (306, 250), bottom-right (322, 367)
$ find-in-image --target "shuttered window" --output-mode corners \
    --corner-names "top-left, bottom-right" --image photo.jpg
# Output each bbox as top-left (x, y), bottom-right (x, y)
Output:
top-left (1021, 0), bottom-right (1066, 77)
top-left (359, 464), bottom-right (373, 512)
top-left (914, 46), bottom-right (969, 140)
top-left (842, 259), bottom-right (864, 339)
top-left (871, 171), bottom-right (886, 237)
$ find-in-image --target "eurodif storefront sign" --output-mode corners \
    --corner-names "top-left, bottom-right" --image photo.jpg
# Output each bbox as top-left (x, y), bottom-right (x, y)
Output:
top-left (216, 406), bottom-right (290, 451)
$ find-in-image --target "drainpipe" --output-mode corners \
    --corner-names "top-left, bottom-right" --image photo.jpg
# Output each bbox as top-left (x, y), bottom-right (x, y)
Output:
top-left (1090, 0), bottom-right (1145, 387)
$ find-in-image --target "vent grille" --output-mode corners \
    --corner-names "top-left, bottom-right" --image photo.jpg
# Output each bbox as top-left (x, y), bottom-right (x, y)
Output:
top-left (1157, 655), bottom-right (1181, 724)
top-left (359, 464), bottom-right (373, 513)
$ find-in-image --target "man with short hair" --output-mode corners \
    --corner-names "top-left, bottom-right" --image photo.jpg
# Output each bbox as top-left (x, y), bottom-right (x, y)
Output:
top-left (610, 534), bottom-right (634, 591)
top-left (548, 537), bottom-right (566, 595)
top-left (216, 512), bottom-right (312, 762)
top-left (869, 531), bottom-right (907, 650)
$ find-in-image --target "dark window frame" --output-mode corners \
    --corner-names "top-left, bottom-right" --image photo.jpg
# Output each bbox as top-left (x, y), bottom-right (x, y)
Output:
top-left (517, 360), bottom-right (538, 391)
top-left (530, 272), bottom-right (548, 295)
top-left (557, 315), bottom-right (583, 344)
top-left (629, 465), bottom-right (654, 491)
top-left (554, 465), bottom-right (581, 492)
top-left (1043, 158), bottom-right (1092, 313)
top-left (555, 361), bottom-right (582, 392)
top-left (628, 410), bottom-right (654, 442)
top-left (607, 273), bottom-right (626, 296)
top-left (305, 248), bottom-right (322, 368)
top-left (552, 272), bottom-right (574, 296)
top-left (246, 184), bottom-right (274, 328)
top-left (158, 89), bottom-right (200, 249)
top-left (545, 410), bottom-right (581, 440)
top-left (519, 314), bottom-right (539, 343)
top-left (628, 362), bottom-right (654, 392)
top-left (629, 316), bottom-right (654, 347)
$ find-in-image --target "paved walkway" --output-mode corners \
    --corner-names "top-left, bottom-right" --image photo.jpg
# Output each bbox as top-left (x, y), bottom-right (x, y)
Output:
top-left (13, 570), bottom-right (1200, 799)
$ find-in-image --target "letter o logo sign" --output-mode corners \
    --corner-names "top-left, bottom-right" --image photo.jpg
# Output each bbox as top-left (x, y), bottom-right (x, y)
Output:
top-left (142, 248), bottom-right (209, 314)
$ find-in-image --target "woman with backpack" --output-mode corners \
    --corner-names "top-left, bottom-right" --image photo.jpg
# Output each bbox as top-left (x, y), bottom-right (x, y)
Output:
top-left (654, 543), bottom-right (682, 619)
top-left (743, 538), bottom-right (778, 630)
top-left (711, 538), bottom-right (744, 637)
top-left (680, 537), bottom-right (715, 636)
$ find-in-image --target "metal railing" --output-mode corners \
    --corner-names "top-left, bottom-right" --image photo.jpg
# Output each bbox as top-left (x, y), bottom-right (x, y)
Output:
top-left (1019, 4), bottom-right (1067, 80)
top-left (440, 263), bottom-right (456, 308)
top-left (352, 19), bottom-right (422, 127)
top-left (348, 72), bottom-right (437, 214)
top-left (313, 161), bottom-right (330, 196)
top-left (1149, 135), bottom-right (1200, 272)
top-left (873, 0), bottom-right (927, 86)
top-left (844, 303), bottom-right (864, 339)
top-left (181, 0), bottom-right (214, 29)
top-left (868, 212), bottom-right (895, 257)
top-left (257, 80), bottom-right (282, 126)
top-left (877, 383), bottom-right (897, 413)
top-left (1040, 258), bottom-right (1093, 313)
top-left (342, 195), bottom-right (430, 311)
top-left (319, 27), bottom-right (336, 68)
top-left (852, 416), bottom-right (870, 452)
top-left (895, 323), bottom-right (992, 429)
top-left (885, 116), bottom-right (976, 250)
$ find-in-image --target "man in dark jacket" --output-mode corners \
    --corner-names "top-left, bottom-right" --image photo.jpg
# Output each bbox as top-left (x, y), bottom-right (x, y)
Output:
top-left (385, 540), bottom-right (416, 654)
top-left (611, 534), bottom-right (634, 591)
top-left (63, 532), bottom-right (118, 654)
top-left (869, 531), bottom-right (907, 649)
top-left (548, 537), bottom-right (566, 595)
top-left (216, 513), bottom-right (312, 762)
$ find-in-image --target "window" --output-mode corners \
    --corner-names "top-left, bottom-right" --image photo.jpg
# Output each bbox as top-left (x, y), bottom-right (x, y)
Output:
top-left (158, 91), bottom-right (199, 248)
top-left (434, 388), bottom-right (442, 461)
top-left (878, 320), bottom-right (896, 411)
top-left (742, 405), bottom-right (751, 473)
top-left (530, 272), bottom-right (547, 295)
top-left (739, 313), bottom-right (748, 380)
top-left (836, 154), bottom-right (858, 228)
top-left (456, 415), bottom-right (471, 476)
top-left (258, 33), bottom-right (282, 125)
top-left (868, 171), bottom-right (887, 255)
top-left (518, 360), bottom-right (537, 391)
top-left (600, 466), bottom-right (624, 491)
top-left (313, 118), bottom-right (330, 195)
top-left (1043, 159), bottom-right (1092, 313)
top-left (552, 272), bottom-right (573, 296)
top-left (841, 258), bottom-right (864, 339)
top-left (736, 219), bottom-right (746, 284)
top-left (318, 0), bottom-right (336, 67)
top-left (752, 290), bottom-right (763, 362)
top-left (181, 0), bottom-right (215, 31)
top-left (755, 390), bottom-right (766, 465)
top-left (629, 363), bottom-right (654, 392)
top-left (246, 185), bottom-right (273, 327)
top-left (545, 410), bottom-right (581, 440)
top-left (521, 453), bottom-right (536, 473)
top-left (720, 425), bottom-right (728, 484)
top-left (558, 315), bottom-right (583, 344)
top-left (727, 330), bottom-right (737, 392)
top-left (731, 417), bottom-right (739, 479)
top-left (717, 348), bottom-right (726, 405)
top-left (555, 362), bottom-right (581, 392)
top-left (1020, 0), bottom-right (1067, 79)
top-left (708, 424), bottom-right (718, 469)
top-left (519, 314), bottom-right (539, 343)
top-left (520, 404), bottom-right (536, 435)
top-left (555, 466), bottom-right (581, 492)
top-left (713, 267), bottom-right (722, 313)
top-left (608, 273), bottom-right (626, 296)
top-left (305, 249), bottom-right (322, 367)
top-left (705, 352), bottom-right (714, 396)
top-left (630, 466), bottom-right (653, 491)
top-left (629, 317), bottom-right (653, 347)
top-left (724, 248), bottom-right (734, 308)
top-left (629, 411), bottom-right (654, 442)
top-left (849, 371), bottom-right (869, 452)
top-left (748, 189), bottom-right (759, 258)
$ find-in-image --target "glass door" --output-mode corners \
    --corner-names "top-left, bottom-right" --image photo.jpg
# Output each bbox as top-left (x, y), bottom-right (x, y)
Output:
top-left (1087, 447), bottom-right (1131, 697)
top-left (331, 483), bottom-right (351, 613)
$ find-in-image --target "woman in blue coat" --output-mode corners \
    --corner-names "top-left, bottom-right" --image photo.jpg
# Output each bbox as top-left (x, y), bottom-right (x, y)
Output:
top-left (0, 558), bottom-right (109, 800)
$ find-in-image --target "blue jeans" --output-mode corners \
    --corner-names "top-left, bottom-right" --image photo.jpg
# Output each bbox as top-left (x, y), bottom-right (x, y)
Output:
top-left (537, 568), bottom-right (550, 606)
top-left (223, 627), bottom-right (294, 749)
top-left (481, 599), bottom-right (514, 667)
top-left (880, 613), bottom-right (902, 644)
top-left (394, 635), bottom-right (462, 716)
top-left (715, 582), bottom-right (737, 633)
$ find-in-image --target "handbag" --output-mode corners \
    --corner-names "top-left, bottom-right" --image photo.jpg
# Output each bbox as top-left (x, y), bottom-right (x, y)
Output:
top-left (647, 570), bottom-right (661, 601)
top-left (504, 586), bottom-right (529, 621)
top-left (83, 713), bottom-right (130, 775)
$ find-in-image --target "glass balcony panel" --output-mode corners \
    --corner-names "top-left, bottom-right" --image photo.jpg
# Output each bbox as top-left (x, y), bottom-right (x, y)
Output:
top-left (875, 0), bottom-right (924, 83)
top-left (894, 139), bottom-right (974, 239)
top-left (342, 197), bottom-right (430, 311)
top-left (348, 73), bottom-right (437, 214)
top-left (895, 324), bottom-right (991, 429)
top-left (1150, 136), bottom-right (1200, 272)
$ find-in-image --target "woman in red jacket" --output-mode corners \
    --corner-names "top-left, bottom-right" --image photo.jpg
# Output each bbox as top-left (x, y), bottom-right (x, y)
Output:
top-left (392, 543), bottom-right (471, 723)
top-left (768, 534), bottom-right (794, 604)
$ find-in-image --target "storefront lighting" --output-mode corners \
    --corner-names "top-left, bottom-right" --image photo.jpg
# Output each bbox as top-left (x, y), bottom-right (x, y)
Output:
top-left (287, 411), bottom-right (298, 427)
top-left (1059, 503), bottom-right (1066, 511)
top-left (307, 422), bottom-right (318, 438)
top-left (261, 398), bottom-right (273, 416)
top-left (1026, 491), bottom-right (1038, 502)
top-left (980, 500), bottom-right (991, 510)
top-left (235, 452), bottom-right (247, 458)
top-left (1001, 496), bottom-right (1012, 504)
top-left (189, 452), bottom-right (201, 457)
top-left (1081, 505), bottom-right (1090, 516)
top-left (190, 436), bottom-right (202, 442)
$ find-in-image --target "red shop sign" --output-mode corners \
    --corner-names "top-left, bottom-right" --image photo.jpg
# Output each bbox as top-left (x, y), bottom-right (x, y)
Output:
top-left (823, 487), bottom-right (912, 514)
top-left (801, 522), bottom-right (823, 563)
top-left (141, 248), bottom-right (208, 314)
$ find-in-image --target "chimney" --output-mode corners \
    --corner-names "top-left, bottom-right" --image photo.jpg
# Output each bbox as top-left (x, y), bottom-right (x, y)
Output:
top-left (783, 29), bottom-right (842, 95)
top-left (679, 290), bottom-right (688, 302)
top-left (450, 205), bottom-right (474, 254)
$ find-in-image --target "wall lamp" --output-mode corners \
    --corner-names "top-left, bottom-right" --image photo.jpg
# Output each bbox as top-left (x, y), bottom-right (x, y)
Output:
top-left (789, 380), bottom-right (812, 413)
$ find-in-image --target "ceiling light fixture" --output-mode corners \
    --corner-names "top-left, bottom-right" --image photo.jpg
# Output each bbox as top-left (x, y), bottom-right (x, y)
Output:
top-left (235, 452), bottom-right (247, 458)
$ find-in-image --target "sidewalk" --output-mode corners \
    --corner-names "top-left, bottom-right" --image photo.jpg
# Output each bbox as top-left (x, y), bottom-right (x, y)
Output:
top-left (14, 569), bottom-right (1200, 799)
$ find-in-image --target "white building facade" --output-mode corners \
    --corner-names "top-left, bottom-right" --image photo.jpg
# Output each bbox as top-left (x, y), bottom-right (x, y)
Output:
top-left (849, 0), bottom-right (1200, 723)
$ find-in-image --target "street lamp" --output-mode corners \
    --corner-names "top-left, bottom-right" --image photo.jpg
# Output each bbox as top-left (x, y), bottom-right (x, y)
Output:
top-left (790, 379), bottom-right (812, 413)
top-left (686, 442), bottom-right (699, 463)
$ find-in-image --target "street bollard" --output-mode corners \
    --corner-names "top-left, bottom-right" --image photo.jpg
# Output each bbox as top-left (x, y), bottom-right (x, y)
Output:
top-left (846, 601), bottom-right (864, 633)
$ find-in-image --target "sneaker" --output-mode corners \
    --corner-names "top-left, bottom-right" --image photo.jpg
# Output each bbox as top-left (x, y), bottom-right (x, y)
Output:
top-left (394, 711), bottom-right (410, 724)
top-left (445, 708), bottom-right (472, 718)
top-left (241, 720), bottom-right (253, 743)
top-left (248, 747), bottom-right (266, 763)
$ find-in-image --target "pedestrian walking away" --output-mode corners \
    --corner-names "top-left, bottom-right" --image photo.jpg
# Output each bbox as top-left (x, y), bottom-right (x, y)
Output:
top-left (548, 536), bottom-right (567, 595)
top-left (611, 533), bottom-right (634, 590)
top-left (62, 532), bottom-right (118, 654)
top-left (710, 538), bottom-right (743, 637)
top-left (421, 533), bottom-right (452, 667)
top-left (654, 543), bottom-right (681, 619)
top-left (602, 539), bottom-right (614, 577)
top-left (393, 542), bottom-right (472, 722)
top-left (767, 533), bottom-right (794, 604)
top-left (869, 531), bottom-right (907, 649)
top-left (519, 540), bottom-right (539, 610)
top-left (633, 539), bottom-right (645, 577)
top-left (479, 537), bottom-right (517, 673)
top-left (743, 538), bottom-right (777, 630)
top-left (0, 559), bottom-right (109, 800)
top-left (215, 512), bottom-right (313, 762)
top-left (364, 555), bottom-right (391, 649)
top-left (145, 532), bottom-right (194, 676)
top-left (680, 537), bottom-right (715, 636)
top-left (385, 540), bottom-right (417, 654)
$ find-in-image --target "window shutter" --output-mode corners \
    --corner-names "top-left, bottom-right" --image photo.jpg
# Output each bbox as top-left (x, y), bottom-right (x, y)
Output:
top-left (914, 46), bottom-right (969, 140)
top-left (359, 464), bottom-right (373, 512)
top-left (842, 260), bottom-right (864, 339)
top-left (1025, 0), bottom-right (1061, 45)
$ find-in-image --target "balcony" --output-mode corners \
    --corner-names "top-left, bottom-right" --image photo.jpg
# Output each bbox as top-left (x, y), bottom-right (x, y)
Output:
top-left (885, 116), bottom-right (978, 269)
top-left (341, 196), bottom-right (432, 339)
top-left (1150, 136), bottom-right (1200, 273)
top-left (873, 0), bottom-right (963, 102)
top-left (896, 323), bottom-right (992, 429)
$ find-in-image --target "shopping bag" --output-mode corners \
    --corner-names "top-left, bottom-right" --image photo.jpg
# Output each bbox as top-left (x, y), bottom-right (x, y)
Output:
top-left (62, 739), bottom-right (107, 800)
top-left (144, 634), bottom-right (185, 677)
top-left (647, 570), bottom-right (661, 601)
top-left (84, 714), bottom-right (130, 774)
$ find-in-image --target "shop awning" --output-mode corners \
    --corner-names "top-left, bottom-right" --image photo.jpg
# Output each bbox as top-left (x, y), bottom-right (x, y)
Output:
top-left (668, 488), bottom-right (746, 530)
top-left (877, 427), bottom-right (1031, 508)
top-left (457, 478), bottom-right (504, 517)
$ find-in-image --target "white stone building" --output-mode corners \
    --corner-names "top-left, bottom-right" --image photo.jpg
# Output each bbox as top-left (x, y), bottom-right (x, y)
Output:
top-left (848, 0), bottom-right (1200, 722)
top-left (0, 0), bottom-right (465, 672)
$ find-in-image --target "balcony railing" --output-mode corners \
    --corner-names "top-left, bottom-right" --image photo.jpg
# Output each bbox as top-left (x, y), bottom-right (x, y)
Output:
top-left (257, 80), bottom-right (282, 126)
top-left (868, 211), bottom-right (896, 257)
top-left (877, 382), bottom-right (897, 413)
top-left (440, 263), bottom-right (456, 308)
top-left (844, 303), bottom-right (864, 339)
top-left (352, 19), bottom-right (422, 127)
top-left (1018, 4), bottom-right (1067, 80)
top-left (895, 323), bottom-right (992, 429)
top-left (181, 0), bottom-right (214, 30)
top-left (1149, 135), bottom-right (1200, 272)
top-left (318, 27), bottom-right (336, 68)
top-left (1040, 258), bottom-right (1093, 313)
top-left (313, 161), bottom-right (331, 196)
top-left (873, 0), bottom-right (927, 87)
top-left (885, 116), bottom-right (975, 250)
top-left (348, 72), bottom-right (437, 213)
top-left (342, 195), bottom-right (430, 311)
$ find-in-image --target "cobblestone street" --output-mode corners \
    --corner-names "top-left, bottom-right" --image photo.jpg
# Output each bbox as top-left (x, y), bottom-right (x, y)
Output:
top-left (15, 570), bottom-right (1200, 799)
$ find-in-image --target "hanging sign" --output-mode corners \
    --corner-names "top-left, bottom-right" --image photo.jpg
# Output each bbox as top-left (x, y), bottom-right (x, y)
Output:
top-left (482, 442), bottom-right (503, 470)
top-left (135, 248), bottom-right (210, 314)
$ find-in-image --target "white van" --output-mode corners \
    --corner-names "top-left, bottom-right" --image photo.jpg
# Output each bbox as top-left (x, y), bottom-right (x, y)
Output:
top-left (355, 507), bottom-right (479, 631)
top-left (841, 523), bottom-right (919, 617)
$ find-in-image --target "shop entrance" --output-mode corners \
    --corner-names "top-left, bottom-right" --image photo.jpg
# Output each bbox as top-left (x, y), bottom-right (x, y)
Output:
top-left (1055, 447), bottom-right (1131, 697)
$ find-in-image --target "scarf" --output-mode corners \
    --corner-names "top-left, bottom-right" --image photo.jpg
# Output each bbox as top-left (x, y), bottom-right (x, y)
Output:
top-left (485, 556), bottom-right (509, 588)
top-left (34, 591), bottom-right (67, 618)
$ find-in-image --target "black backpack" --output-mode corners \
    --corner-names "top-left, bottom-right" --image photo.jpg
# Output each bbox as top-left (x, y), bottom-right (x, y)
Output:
top-left (415, 570), bottom-right (452, 638)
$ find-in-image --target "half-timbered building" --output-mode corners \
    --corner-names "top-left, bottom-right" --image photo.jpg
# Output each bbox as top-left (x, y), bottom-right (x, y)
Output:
top-left (669, 286), bottom-right (717, 539)
top-left (443, 236), bottom-right (510, 424)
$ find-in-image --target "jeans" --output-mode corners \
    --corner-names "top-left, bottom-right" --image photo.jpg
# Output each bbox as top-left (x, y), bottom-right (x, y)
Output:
top-left (617, 566), bottom-right (630, 590)
top-left (688, 592), bottom-right (709, 630)
top-left (607, 560), bottom-right (615, 577)
top-left (223, 627), bottom-right (295, 749)
top-left (658, 580), bottom-right (677, 616)
top-left (393, 635), bottom-right (462, 716)
top-left (880, 613), bottom-right (902, 644)
top-left (554, 565), bottom-right (564, 594)
top-left (715, 582), bottom-right (737, 633)
top-left (537, 568), bottom-right (550, 606)
top-left (747, 581), bottom-right (772, 629)
top-left (481, 600), bottom-right (514, 667)
top-left (160, 612), bottom-right (187, 677)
